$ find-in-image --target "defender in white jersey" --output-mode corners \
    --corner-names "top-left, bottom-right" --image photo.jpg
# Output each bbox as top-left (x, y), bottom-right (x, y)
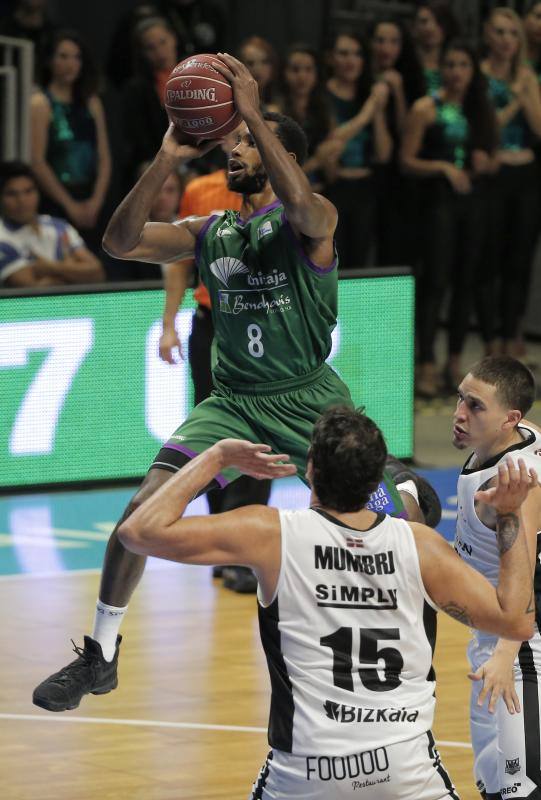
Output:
top-left (452, 356), bottom-right (541, 800)
top-left (118, 407), bottom-right (536, 800)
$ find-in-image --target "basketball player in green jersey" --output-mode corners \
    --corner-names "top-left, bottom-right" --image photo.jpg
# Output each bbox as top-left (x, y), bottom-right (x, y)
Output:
top-left (32, 53), bottom-right (437, 713)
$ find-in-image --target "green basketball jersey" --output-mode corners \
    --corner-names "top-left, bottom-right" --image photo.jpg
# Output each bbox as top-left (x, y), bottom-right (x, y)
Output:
top-left (195, 200), bottom-right (338, 388)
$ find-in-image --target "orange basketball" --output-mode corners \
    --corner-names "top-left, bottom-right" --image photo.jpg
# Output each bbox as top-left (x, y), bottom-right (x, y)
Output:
top-left (165, 54), bottom-right (241, 139)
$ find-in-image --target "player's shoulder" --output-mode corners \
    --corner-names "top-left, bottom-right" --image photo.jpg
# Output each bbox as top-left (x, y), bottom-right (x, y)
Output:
top-left (225, 504), bottom-right (280, 532)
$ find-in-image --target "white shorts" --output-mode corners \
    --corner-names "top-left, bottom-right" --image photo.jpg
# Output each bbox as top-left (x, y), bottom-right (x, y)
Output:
top-left (249, 732), bottom-right (459, 799)
top-left (468, 633), bottom-right (541, 798)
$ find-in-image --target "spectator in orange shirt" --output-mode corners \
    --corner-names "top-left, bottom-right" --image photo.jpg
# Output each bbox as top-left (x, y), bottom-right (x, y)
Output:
top-left (158, 136), bottom-right (271, 594)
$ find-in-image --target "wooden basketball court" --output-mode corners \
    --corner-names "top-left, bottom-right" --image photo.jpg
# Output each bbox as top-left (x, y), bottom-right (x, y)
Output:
top-left (1, 562), bottom-right (477, 799)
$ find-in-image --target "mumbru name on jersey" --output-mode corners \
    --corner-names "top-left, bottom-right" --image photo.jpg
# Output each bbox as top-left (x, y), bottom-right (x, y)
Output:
top-left (323, 700), bottom-right (420, 725)
top-left (315, 546), bottom-right (395, 574)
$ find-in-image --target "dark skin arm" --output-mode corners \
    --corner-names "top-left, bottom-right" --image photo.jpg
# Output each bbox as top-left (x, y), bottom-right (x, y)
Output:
top-left (102, 128), bottom-right (218, 264)
top-left (214, 53), bottom-right (337, 264)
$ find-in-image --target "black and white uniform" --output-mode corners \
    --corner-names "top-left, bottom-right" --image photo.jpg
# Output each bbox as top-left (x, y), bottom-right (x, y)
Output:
top-left (455, 425), bottom-right (541, 799)
top-left (250, 508), bottom-right (459, 799)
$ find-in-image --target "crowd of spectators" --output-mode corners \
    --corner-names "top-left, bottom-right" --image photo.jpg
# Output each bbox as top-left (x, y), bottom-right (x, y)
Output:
top-left (2, 0), bottom-right (541, 398)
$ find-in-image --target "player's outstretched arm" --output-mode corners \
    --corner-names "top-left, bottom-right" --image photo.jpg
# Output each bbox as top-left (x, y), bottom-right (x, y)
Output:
top-left (214, 53), bottom-right (337, 241)
top-left (413, 458), bottom-right (538, 641)
top-left (117, 439), bottom-right (296, 569)
top-left (103, 125), bottom-right (217, 263)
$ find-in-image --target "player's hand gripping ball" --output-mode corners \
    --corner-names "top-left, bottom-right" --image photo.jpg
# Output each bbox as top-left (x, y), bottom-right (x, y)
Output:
top-left (165, 53), bottom-right (241, 139)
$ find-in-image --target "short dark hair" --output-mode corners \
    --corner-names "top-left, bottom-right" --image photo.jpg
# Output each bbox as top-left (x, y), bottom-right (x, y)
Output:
top-left (309, 406), bottom-right (387, 512)
top-left (469, 356), bottom-right (536, 416)
top-left (0, 160), bottom-right (37, 196)
top-left (262, 110), bottom-right (308, 165)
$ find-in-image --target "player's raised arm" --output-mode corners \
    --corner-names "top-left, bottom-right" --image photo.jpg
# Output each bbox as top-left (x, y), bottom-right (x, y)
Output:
top-left (414, 458), bottom-right (538, 641)
top-left (214, 53), bottom-right (337, 241)
top-left (103, 126), bottom-right (218, 263)
top-left (117, 439), bottom-right (296, 567)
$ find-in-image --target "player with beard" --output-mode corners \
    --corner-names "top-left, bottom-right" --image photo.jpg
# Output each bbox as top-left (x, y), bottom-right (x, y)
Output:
top-left (452, 356), bottom-right (541, 799)
top-left (32, 53), bottom-right (437, 713)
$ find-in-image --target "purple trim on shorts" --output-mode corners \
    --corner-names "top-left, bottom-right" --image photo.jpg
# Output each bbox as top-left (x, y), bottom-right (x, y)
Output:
top-left (281, 211), bottom-right (337, 275)
top-left (237, 199), bottom-right (282, 226)
top-left (195, 214), bottom-right (219, 269)
top-left (162, 443), bottom-right (229, 488)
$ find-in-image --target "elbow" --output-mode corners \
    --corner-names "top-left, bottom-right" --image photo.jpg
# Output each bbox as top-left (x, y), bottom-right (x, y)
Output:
top-left (101, 232), bottom-right (119, 258)
top-left (116, 518), bottom-right (140, 552)
top-left (503, 618), bottom-right (535, 642)
top-left (101, 231), bottom-right (127, 260)
top-left (117, 520), bottom-right (148, 555)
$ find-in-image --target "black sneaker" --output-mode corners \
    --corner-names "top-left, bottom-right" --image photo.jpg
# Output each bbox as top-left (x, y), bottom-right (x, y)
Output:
top-left (222, 566), bottom-right (257, 594)
top-left (32, 635), bottom-right (121, 712)
top-left (212, 565), bottom-right (224, 578)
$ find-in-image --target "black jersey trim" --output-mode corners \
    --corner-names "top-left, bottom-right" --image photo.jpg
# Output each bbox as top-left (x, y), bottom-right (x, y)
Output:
top-left (311, 507), bottom-right (386, 532)
top-left (250, 751), bottom-right (273, 799)
top-left (461, 426), bottom-right (536, 475)
top-left (518, 641), bottom-right (541, 789)
top-left (423, 601), bottom-right (437, 684)
top-left (427, 731), bottom-right (460, 799)
top-left (258, 598), bottom-right (295, 753)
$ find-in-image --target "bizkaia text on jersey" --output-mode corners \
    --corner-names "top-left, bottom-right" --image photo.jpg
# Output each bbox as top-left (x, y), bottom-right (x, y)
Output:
top-left (323, 701), bottom-right (420, 725)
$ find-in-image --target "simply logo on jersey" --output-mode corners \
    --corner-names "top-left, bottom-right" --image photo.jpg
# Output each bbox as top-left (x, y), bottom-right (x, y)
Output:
top-left (216, 227), bottom-right (234, 238)
top-left (323, 700), bottom-right (420, 724)
top-left (315, 584), bottom-right (398, 609)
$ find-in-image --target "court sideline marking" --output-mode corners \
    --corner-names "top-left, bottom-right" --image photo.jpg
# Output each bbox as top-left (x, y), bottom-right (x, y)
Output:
top-left (0, 712), bottom-right (472, 748)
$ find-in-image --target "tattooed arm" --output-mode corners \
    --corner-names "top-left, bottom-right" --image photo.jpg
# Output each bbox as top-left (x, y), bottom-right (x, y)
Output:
top-left (413, 459), bottom-right (538, 641)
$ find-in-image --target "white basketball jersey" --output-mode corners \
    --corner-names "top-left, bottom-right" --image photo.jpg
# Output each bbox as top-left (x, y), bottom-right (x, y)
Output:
top-left (455, 424), bottom-right (541, 641)
top-left (257, 508), bottom-right (438, 756)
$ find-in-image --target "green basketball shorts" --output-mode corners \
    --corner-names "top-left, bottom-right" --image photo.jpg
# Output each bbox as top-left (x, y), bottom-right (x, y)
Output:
top-left (154, 364), bottom-right (350, 483)
top-left (151, 364), bottom-right (405, 517)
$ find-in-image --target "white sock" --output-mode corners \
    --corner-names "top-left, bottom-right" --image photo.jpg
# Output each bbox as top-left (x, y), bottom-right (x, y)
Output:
top-left (92, 599), bottom-right (128, 662)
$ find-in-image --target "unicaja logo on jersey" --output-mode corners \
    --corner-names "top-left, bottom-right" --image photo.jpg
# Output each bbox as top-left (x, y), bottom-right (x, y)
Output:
top-left (209, 257), bottom-right (249, 287)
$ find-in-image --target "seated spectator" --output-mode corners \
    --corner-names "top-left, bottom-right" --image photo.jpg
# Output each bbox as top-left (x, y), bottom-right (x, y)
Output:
top-left (122, 16), bottom-right (183, 182)
top-left (0, 161), bottom-right (104, 288)
top-left (30, 29), bottom-right (111, 256)
top-left (238, 36), bottom-right (280, 111)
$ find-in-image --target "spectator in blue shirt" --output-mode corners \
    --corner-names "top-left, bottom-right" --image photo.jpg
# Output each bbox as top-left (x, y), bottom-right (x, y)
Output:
top-left (0, 161), bottom-right (104, 288)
